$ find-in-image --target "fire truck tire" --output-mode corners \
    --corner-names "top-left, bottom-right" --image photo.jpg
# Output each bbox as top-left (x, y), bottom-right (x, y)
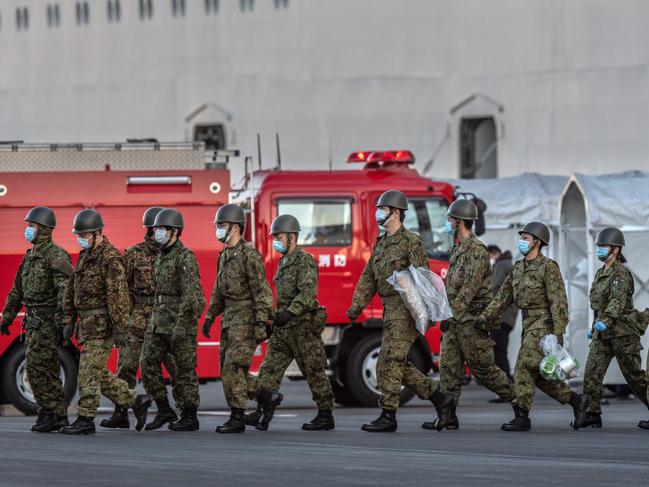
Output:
top-left (344, 334), bottom-right (425, 407)
top-left (0, 343), bottom-right (78, 416)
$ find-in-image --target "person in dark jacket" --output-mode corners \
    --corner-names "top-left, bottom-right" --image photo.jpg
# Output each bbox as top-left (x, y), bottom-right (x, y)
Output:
top-left (487, 245), bottom-right (518, 390)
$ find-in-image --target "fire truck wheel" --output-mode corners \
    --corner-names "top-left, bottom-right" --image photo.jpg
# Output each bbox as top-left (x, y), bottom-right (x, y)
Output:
top-left (344, 334), bottom-right (426, 407)
top-left (0, 343), bottom-right (78, 416)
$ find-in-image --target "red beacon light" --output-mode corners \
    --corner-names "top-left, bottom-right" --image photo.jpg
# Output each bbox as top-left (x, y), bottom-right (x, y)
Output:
top-left (347, 150), bottom-right (415, 165)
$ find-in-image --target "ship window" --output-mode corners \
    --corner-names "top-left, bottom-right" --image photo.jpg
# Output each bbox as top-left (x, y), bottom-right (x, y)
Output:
top-left (239, 0), bottom-right (254, 13)
top-left (459, 116), bottom-right (498, 179)
top-left (16, 7), bottom-right (29, 30)
top-left (172, 0), bottom-right (186, 17)
top-left (204, 0), bottom-right (219, 15)
top-left (76, 2), bottom-right (89, 25)
top-left (139, 0), bottom-right (154, 20)
top-left (107, 0), bottom-right (121, 23)
top-left (193, 124), bottom-right (226, 151)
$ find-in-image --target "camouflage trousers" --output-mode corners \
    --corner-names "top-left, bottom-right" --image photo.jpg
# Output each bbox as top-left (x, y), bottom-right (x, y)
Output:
top-left (377, 318), bottom-right (440, 411)
top-left (220, 324), bottom-right (266, 409)
top-left (250, 324), bottom-right (334, 411)
top-left (440, 322), bottom-right (515, 405)
top-left (583, 335), bottom-right (648, 414)
top-left (513, 328), bottom-right (573, 411)
top-left (140, 332), bottom-right (198, 409)
top-left (77, 338), bottom-right (136, 418)
top-left (116, 305), bottom-right (178, 392)
top-left (25, 318), bottom-right (67, 416)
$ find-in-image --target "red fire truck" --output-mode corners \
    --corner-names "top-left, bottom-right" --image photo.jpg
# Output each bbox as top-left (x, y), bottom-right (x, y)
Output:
top-left (0, 143), bottom-right (479, 414)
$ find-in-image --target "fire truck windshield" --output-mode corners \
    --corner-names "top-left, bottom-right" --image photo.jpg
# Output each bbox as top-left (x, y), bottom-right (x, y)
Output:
top-left (402, 198), bottom-right (453, 260)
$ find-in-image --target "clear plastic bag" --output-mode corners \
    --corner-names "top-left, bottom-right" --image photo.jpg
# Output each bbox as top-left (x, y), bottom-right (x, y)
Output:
top-left (386, 265), bottom-right (453, 335)
top-left (539, 334), bottom-right (581, 382)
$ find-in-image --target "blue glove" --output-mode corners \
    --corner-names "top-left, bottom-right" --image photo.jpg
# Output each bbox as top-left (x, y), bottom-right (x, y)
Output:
top-left (587, 329), bottom-right (593, 339)
top-left (594, 321), bottom-right (607, 332)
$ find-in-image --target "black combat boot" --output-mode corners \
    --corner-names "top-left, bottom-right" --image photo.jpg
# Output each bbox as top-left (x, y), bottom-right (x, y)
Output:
top-left (361, 409), bottom-right (397, 433)
top-left (168, 406), bottom-right (199, 431)
top-left (575, 413), bottom-right (602, 429)
top-left (244, 405), bottom-right (263, 427)
top-left (145, 396), bottom-right (178, 431)
top-left (421, 389), bottom-right (455, 431)
top-left (216, 408), bottom-right (246, 434)
top-left (60, 416), bottom-right (96, 435)
top-left (55, 415), bottom-right (70, 431)
top-left (253, 388), bottom-right (284, 431)
top-left (569, 392), bottom-right (589, 430)
top-left (302, 410), bottom-right (335, 431)
top-left (422, 407), bottom-right (459, 430)
top-left (30, 413), bottom-right (48, 432)
top-left (501, 404), bottom-right (531, 431)
top-left (31, 413), bottom-right (61, 433)
top-left (638, 418), bottom-right (649, 429)
top-left (132, 394), bottom-right (152, 431)
top-left (100, 405), bottom-right (130, 429)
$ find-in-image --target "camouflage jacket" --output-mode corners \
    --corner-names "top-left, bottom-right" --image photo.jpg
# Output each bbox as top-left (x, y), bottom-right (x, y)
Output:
top-left (124, 239), bottom-right (158, 301)
top-left (590, 260), bottom-right (637, 339)
top-left (274, 247), bottom-right (320, 326)
top-left (482, 254), bottom-right (569, 335)
top-left (63, 237), bottom-right (130, 342)
top-left (1, 233), bottom-right (72, 327)
top-left (445, 233), bottom-right (492, 323)
top-left (348, 225), bottom-right (429, 322)
top-left (150, 240), bottom-right (205, 335)
top-left (205, 239), bottom-right (273, 329)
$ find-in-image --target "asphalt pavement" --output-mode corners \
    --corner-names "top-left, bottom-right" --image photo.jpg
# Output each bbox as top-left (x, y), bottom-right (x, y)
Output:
top-left (1, 380), bottom-right (648, 487)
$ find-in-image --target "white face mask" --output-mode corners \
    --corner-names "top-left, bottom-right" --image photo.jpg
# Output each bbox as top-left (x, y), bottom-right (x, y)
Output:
top-left (216, 227), bottom-right (228, 242)
top-left (489, 258), bottom-right (496, 267)
top-left (155, 228), bottom-right (170, 246)
top-left (77, 236), bottom-right (92, 250)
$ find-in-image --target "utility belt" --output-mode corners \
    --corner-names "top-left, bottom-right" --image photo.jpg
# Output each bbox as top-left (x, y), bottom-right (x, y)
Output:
top-left (25, 304), bottom-right (57, 315)
top-left (468, 302), bottom-right (488, 314)
top-left (225, 298), bottom-right (253, 307)
top-left (133, 294), bottom-right (155, 305)
top-left (77, 307), bottom-right (109, 319)
top-left (521, 308), bottom-right (550, 320)
top-left (381, 294), bottom-right (403, 305)
top-left (156, 295), bottom-right (181, 304)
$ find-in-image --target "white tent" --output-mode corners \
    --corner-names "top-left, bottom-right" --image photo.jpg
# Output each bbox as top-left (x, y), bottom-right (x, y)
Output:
top-left (443, 173), bottom-right (568, 261)
top-left (559, 171), bottom-right (649, 385)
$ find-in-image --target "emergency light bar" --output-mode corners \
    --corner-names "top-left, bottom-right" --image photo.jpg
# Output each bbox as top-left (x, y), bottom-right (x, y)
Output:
top-left (346, 150), bottom-right (415, 164)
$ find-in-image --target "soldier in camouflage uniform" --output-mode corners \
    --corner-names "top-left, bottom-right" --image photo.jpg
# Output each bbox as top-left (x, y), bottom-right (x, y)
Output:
top-left (346, 190), bottom-right (454, 433)
top-left (574, 227), bottom-right (648, 429)
top-left (478, 222), bottom-right (587, 431)
top-left (141, 208), bottom-right (205, 432)
top-left (0, 207), bottom-right (72, 432)
top-left (245, 214), bottom-right (335, 431)
top-left (202, 204), bottom-right (276, 434)
top-left (424, 200), bottom-right (514, 431)
top-left (101, 207), bottom-right (180, 429)
top-left (60, 209), bottom-right (151, 435)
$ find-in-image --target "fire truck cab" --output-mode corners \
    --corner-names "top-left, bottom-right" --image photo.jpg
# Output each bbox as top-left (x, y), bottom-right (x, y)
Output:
top-left (243, 150), bottom-right (457, 406)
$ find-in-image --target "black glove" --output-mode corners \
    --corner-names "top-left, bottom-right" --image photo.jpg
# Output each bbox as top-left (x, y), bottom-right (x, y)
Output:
top-left (0, 321), bottom-right (10, 336)
top-left (346, 309), bottom-right (358, 324)
top-left (556, 334), bottom-right (564, 347)
top-left (473, 318), bottom-right (487, 331)
top-left (62, 323), bottom-right (74, 345)
top-left (113, 332), bottom-right (127, 348)
top-left (202, 317), bottom-right (214, 338)
top-left (265, 324), bottom-right (273, 340)
top-left (273, 310), bottom-right (295, 327)
top-left (440, 320), bottom-right (451, 332)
